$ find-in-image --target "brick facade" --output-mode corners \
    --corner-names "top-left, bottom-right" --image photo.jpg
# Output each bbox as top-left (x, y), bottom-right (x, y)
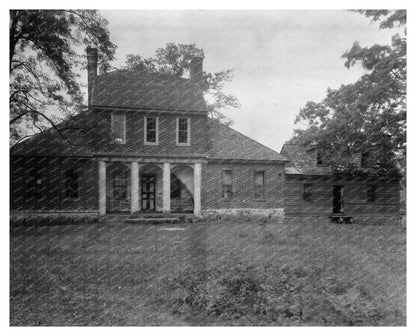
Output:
top-left (202, 162), bottom-right (285, 210)
top-left (92, 110), bottom-right (208, 156)
top-left (10, 156), bottom-right (98, 213)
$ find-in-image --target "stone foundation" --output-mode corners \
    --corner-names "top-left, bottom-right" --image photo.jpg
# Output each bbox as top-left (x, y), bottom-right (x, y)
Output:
top-left (201, 208), bottom-right (285, 222)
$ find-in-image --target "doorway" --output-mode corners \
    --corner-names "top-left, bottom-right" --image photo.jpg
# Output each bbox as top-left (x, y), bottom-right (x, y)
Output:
top-left (333, 185), bottom-right (344, 214)
top-left (141, 174), bottom-right (156, 212)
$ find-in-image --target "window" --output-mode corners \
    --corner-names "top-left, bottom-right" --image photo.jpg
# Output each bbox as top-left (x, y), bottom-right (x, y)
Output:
top-left (316, 150), bottom-right (323, 165)
top-left (145, 116), bottom-right (158, 144)
top-left (254, 171), bottom-right (266, 200)
top-left (65, 168), bottom-right (79, 199)
top-left (177, 118), bottom-right (190, 145)
top-left (221, 170), bottom-right (233, 199)
top-left (111, 113), bottom-right (126, 144)
top-left (303, 183), bottom-right (313, 202)
top-left (27, 169), bottom-right (42, 199)
top-left (361, 151), bottom-right (374, 168)
top-left (367, 184), bottom-right (377, 202)
top-left (113, 170), bottom-right (128, 200)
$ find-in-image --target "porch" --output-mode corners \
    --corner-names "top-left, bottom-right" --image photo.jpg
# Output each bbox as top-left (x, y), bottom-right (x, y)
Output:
top-left (98, 160), bottom-right (202, 216)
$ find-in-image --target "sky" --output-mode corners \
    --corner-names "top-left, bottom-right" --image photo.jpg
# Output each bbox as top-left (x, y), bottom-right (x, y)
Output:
top-left (92, 10), bottom-right (398, 152)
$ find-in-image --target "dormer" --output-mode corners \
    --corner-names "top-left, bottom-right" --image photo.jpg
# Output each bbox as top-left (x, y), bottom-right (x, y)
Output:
top-left (361, 150), bottom-right (375, 168)
top-left (305, 144), bottom-right (324, 166)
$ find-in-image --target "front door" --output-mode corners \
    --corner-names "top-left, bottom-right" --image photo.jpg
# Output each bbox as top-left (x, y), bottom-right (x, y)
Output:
top-left (141, 175), bottom-right (156, 211)
top-left (333, 185), bottom-right (344, 214)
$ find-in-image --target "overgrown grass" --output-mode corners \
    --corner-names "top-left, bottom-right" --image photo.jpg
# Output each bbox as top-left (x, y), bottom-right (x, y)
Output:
top-left (10, 220), bottom-right (406, 325)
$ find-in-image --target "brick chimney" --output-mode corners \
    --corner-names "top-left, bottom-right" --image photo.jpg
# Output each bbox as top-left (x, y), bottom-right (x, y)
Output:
top-left (189, 56), bottom-right (204, 84)
top-left (86, 47), bottom-right (98, 107)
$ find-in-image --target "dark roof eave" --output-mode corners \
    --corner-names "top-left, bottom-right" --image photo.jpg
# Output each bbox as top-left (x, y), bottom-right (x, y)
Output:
top-left (90, 105), bottom-right (208, 114)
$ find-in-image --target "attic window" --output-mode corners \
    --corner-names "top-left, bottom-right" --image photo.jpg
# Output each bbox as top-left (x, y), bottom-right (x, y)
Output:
top-left (177, 118), bottom-right (190, 145)
top-left (361, 151), bottom-right (374, 168)
top-left (111, 113), bottom-right (126, 144)
top-left (316, 150), bottom-right (323, 165)
top-left (145, 116), bottom-right (158, 145)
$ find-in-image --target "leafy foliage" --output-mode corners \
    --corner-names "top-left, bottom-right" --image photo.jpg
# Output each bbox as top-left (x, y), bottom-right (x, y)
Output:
top-left (292, 10), bottom-right (406, 176)
top-left (124, 42), bottom-right (240, 124)
top-left (10, 10), bottom-right (117, 148)
top-left (156, 263), bottom-right (387, 325)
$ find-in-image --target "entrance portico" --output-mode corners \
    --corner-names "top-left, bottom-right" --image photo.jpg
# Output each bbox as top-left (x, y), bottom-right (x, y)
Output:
top-left (98, 158), bottom-right (203, 217)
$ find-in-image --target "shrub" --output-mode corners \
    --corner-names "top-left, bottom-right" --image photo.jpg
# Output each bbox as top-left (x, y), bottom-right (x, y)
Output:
top-left (155, 264), bottom-right (387, 325)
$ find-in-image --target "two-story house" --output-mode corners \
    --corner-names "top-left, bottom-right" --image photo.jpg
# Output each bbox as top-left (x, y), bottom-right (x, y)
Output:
top-left (10, 48), bottom-right (288, 220)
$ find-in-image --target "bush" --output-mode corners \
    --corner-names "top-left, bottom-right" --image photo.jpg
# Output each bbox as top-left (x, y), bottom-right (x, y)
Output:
top-left (155, 264), bottom-right (387, 325)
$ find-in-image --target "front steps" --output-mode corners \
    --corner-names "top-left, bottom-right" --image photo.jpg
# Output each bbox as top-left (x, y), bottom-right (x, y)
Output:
top-left (100, 212), bottom-right (194, 225)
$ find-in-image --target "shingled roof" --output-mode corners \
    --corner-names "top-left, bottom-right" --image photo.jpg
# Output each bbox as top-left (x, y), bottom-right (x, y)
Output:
top-left (207, 119), bottom-right (288, 162)
top-left (91, 70), bottom-right (207, 112)
top-left (11, 112), bottom-right (103, 156)
top-left (280, 143), bottom-right (332, 175)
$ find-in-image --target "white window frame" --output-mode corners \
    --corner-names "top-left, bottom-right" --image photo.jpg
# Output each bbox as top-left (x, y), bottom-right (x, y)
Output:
top-left (144, 116), bottom-right (159, 145)
top-left (111, 113), bottom-right (126, 144)
top-left (176, 117), bottom-right (190, 146)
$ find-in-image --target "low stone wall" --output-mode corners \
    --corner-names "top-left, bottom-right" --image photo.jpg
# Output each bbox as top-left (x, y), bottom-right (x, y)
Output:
top-left (201, 208), bottom-right (285, 223)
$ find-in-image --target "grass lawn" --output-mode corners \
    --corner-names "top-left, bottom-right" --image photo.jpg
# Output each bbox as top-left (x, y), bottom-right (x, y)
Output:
top-left (10, 220), bottom-right (406, 326)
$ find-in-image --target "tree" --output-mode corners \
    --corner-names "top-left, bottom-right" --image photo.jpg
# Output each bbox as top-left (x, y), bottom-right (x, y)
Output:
top-left (10, 10), bottom-right (117, 148)
top-left (292, 10), bottom-right (406, 176)
top-left (124, 42), bottom-right (240, 125)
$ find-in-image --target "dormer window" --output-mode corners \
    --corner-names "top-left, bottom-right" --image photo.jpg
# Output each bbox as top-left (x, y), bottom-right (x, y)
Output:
top-left (145, 116), bottom-right (158, 145)
top-left (177, 117), bottom-right (190, 146)
top-left (316, 149), bottom-right (323, 165)
top-left (111, 113), bottom-right (126, 144)
top-left (361, 151), bottom-right (374, 168)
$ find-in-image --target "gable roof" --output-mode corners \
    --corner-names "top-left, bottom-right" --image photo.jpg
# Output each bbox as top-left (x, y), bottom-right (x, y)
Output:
top-left (208, 119), bottom-right (288, 162)
top-left (91, 70), bottom-right (207, 112)
top-left (280, 143), bottom-right (332, 175)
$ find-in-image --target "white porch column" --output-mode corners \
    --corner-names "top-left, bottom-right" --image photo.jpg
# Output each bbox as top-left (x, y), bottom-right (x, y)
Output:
top-left (98, 160), bottom-right (106, 216)
top-left (193, 162), bottom-right (202, 216)
top-left (131, 162), bottom-right (139, 213)
top-left (162, 162), bottom-right (171, 213)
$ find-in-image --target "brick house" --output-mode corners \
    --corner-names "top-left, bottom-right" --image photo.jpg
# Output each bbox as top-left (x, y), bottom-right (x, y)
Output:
top-left (280, 143), bottom-right (401, 225)
top-left (10, 48), bottom-right (288, 219)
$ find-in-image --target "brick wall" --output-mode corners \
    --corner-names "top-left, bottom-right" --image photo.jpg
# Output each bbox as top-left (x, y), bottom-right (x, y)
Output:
top-left (92, 110), bottom-right (208, 156)
top-left (202, 162), bottom-right (285, 210)
top-left (10, 156), bottom-right (98, 212)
